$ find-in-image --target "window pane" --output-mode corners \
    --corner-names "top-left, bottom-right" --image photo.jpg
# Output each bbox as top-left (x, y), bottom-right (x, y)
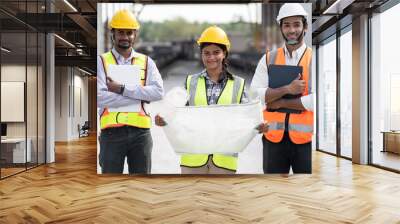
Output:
top-left (318, 36), bottom-right (337, 154)
top-left (1, 30), bottom-right (27, 177)
top-left (38, 32), bottom-right (46, 165)
top-left (27, 31), bottom-right (38, 169)
top-left (371, 3), bottom-right (400, 171)
top-left (340, 29), bottom-right (352, 158)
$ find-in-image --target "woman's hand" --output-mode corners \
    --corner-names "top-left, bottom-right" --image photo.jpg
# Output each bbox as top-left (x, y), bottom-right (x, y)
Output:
top-left (155, 114), bottom-right (167, 126)
top-left (256, 122), bottom-right (269, 133)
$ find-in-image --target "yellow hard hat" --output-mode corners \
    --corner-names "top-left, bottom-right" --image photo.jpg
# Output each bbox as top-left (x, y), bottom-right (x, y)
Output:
top-left (197, 25), bottom-right (230, 51)
top-left (109, 9), bottom-right (140, 30)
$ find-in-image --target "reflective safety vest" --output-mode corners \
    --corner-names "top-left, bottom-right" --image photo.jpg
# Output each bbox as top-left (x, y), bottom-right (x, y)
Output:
top-left (263, 47), bottom-right (313, 144)
top-left (100, 51), bottom-right (152, 130)
top-left (180, 73), bottom-right (245, 171)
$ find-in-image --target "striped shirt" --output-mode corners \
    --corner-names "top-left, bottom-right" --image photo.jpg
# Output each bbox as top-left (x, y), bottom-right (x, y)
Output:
top-left (186, 69), bottom-right (248, 105)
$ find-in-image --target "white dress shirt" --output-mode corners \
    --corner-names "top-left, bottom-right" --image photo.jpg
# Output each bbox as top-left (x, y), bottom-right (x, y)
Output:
top-left (97, 48), bottom-right (164, 115)
top-left (250, 43), bottom-right (314, 111)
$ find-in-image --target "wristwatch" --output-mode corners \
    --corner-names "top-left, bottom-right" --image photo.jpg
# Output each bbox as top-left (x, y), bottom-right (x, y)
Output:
top-left (119, 84), bottom-right (125, 95)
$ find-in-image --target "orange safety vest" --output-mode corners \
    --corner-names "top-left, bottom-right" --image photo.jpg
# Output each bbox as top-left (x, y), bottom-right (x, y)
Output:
top-left (99, 51), bottom-right (152, 130)
top-left (263, 47), bottom-right (313, 144)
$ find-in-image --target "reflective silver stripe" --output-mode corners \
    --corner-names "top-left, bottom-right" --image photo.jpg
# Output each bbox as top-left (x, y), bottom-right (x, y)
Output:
top-left (188, 74), bottom-right (200, 105)
top-left (269, 49), bottom-right (278, 65)
top-left (289, 123), bottom-right (313, 133)
top-left (218, 153), bottom-right (238, 157)
top-left (268, 122), bottom-right (285, 131)
top-left (231, 76), bottom-right (244, 103)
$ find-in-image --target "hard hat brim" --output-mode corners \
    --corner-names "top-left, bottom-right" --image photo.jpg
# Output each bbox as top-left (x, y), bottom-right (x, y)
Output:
top-left (277, 15), bottom-right (307, 24)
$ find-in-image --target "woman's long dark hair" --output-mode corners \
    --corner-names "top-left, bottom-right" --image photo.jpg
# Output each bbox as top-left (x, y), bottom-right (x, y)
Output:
top-left (200, 42), bottom-right (233, 80)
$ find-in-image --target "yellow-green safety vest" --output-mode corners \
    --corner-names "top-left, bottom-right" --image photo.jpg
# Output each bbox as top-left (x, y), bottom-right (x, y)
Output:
top-left (180, 73), bottom-right (245, 171)
top-left (100, 51), bottom-right (152, 130)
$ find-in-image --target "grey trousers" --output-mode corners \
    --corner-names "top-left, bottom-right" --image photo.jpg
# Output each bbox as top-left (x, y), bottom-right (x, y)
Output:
top-left (99, 126), bottom-right (152, 174)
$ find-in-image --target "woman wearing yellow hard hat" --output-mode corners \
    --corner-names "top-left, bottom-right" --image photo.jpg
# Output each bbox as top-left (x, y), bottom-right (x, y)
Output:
top-left (155, 26), bottom-right (268, 174)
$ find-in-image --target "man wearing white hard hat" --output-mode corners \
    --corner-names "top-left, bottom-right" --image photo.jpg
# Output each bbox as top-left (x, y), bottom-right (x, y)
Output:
top-left (250, 3), bottom-right (313, 175)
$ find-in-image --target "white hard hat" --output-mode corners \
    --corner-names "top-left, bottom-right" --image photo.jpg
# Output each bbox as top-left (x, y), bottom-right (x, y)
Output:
top-left (276, 3), bottom-right (308, 24)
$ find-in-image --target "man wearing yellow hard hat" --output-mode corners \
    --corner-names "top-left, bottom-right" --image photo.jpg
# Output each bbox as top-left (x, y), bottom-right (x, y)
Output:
top-left (97, 9), bottom-right (164, 174)
top-left (155, 26), bottom-right (268, 174)
top-left (250, 3), bottom-right (313, 175)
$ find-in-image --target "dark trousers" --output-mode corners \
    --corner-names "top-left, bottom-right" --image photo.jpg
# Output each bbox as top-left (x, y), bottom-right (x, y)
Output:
top-left (99, 126), bottom-right (152, 174)
top-left (262, 132), bottom-right (311, 174)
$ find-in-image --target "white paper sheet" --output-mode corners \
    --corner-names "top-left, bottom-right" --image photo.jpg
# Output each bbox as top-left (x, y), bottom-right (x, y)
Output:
top-left (162, 101), bottom-right (264, 154)
top-left (108, 64), bottom-right (141, 112)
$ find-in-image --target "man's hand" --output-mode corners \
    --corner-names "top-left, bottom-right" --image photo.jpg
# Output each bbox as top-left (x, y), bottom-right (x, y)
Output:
top-left (155, 114), bottom-right (167, 126)
top-left (267, 98), bottom-right (285, 110)
top-left (106, 76), bottom-right (123, 94)
top-left (256, 122), bottom-right (269, 133)
top-left (286, 74), bottom-right (305, 95)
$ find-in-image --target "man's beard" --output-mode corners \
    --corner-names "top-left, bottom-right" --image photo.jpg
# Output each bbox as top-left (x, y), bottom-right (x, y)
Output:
top-left (118, 41), bottom-right (131, 49)
top-left (282, 29), bottom-right (304, 45)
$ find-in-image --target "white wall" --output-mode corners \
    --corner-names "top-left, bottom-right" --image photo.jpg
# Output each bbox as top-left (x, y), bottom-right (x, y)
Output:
top-left (1, 63), bottom-right (46, 163)
top-left (1, 65), bottom-right (25, 131)
top-left (55, 66), bottom-right (69, 141)
top-left (72, 72), bottom-right (89, 138)
top-left (1, 65), bottom-right (33, 138)
top-left (54, 67), bottom-right (89, 141)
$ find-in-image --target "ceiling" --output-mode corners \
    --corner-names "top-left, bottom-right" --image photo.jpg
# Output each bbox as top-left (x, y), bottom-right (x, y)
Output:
top-left (0, 0), bottom-right (393, 74)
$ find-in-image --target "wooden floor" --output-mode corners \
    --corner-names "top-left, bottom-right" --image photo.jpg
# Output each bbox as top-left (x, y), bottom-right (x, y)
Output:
top-left (1, 167), bottom-right (26, 178)
top-left (0, 136), bottom-right (400, 223)
top-left (373, 151), bottom-right (400, 171)
top-left (1, 163), bottom-right (44, 178)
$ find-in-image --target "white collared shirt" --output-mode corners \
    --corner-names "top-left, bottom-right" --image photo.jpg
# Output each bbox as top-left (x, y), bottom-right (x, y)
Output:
top-left (250, 43), bottom-right (314, 111)
top-left (97, 48), bottom-right (164, 114)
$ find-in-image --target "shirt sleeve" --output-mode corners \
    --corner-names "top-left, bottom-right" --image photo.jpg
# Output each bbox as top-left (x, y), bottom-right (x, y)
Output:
top-left (250, 54), bottom-right (269, 106)
top-left (300, 93), bottom-right (314, 111)
top-left (97, 56), bottom-right (142, 108)
top-left (122, 56), bottom-right (164, 102)
top-left (301, 59), bottom-right (314, 111)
